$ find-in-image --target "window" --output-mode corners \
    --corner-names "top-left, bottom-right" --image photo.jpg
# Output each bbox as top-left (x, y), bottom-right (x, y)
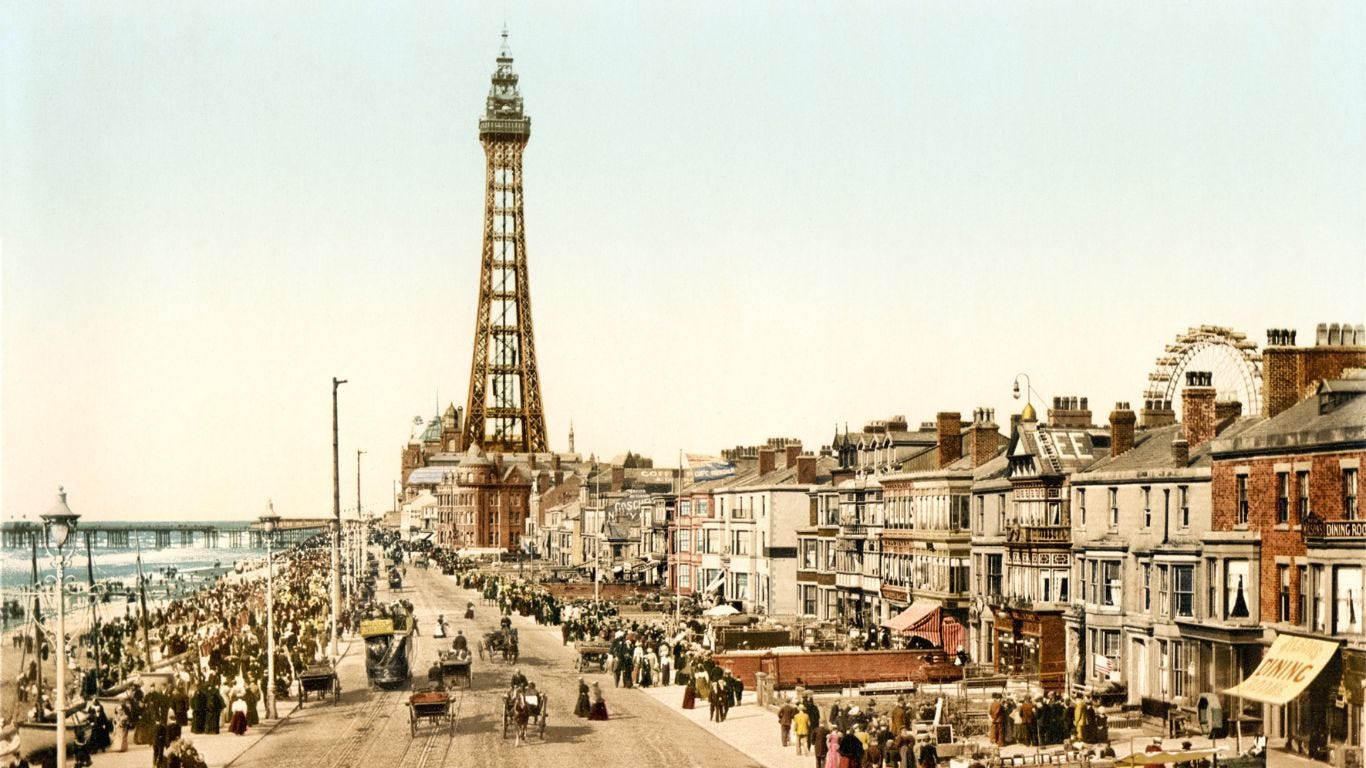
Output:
top-left (1297, 565), bottom-right (1308, 627)
top-left (1097, 630), bottom-right (1120, 681)
top-left (678, 564), bottom-right (691, 589)
top-left (1102, 561), bottom-right (1121, 607)
top-left (1278, 565), bottom-right (1290, 623)
top-left (1333, 566), bottom-right (1363, 634)
top-left (1172, 641), bottom-right (1190, 699)
top-left (1078, 489), bottom-right (1086, 527)
top-left (732, 530), bottom-right (750, 555)
top-left (801, 585), bottom-right (817, 616)
top-left (1158, 640), bottom-right (1170, 698)
top-left (1158, 565), bottom-right (1170, 618)
top-left (1225, 560), bottom-right (1250, 618)
top-left (1108, 487), bottom-right (1119, 528)
top-left (1178, 486), bottom-right (1190, 528)
top-left (1057, 569), bottom-right (1070, 603)
top-left (975, 496), bottom-right (985, 533)
top-left (1207, 559), bottom-right (1218, 617)
top-left (1173, 565), bottom-right (1194, 618)
top-left (733, 572), bottom-right (749, 601)
top-left (1298, 471), bottom-right (1311, 521)
top-left (1276, 472), bottom-right (1290, 524)
top-left (1312, 564), bottom-right (1326, 631)
top-left (1143, 487), bottom-right (1152, 527)
top-left (1142, 562), bottom-right (1152, 611)
top-left (996, 494), bottom-right (1006, 531)
top-left (986, 555), bottom-right (1003, 598)
top-left (1236, 475), bottom-right (1249, 525)
top-left (1345, 468), bottom-right (1359, 520)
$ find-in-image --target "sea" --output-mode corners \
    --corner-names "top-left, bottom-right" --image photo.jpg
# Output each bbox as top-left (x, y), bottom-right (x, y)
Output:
top-left (0, 521), bottom-right (267, 630)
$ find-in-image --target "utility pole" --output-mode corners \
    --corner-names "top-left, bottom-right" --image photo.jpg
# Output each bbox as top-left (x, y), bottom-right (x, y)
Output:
top-left (356, 449), bottom-right (365, 600)
top-left (331, 376), bottom-right (347, 661)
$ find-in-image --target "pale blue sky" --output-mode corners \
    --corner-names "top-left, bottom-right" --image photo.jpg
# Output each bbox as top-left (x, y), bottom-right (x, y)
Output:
top-left (3, 2), bottom-right (1363, 522)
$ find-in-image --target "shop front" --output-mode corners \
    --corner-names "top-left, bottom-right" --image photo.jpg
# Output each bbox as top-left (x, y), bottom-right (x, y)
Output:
top-left (993, 604), bottom-right (1067, 691)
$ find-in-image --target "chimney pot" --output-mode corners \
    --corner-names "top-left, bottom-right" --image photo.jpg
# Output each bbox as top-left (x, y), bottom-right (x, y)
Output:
top-left (1182, 371), bottom-right (1217, 447)
top-left (1317, 323), bottom-right (1329, 345)
top-left (1109, 404), bottom-right (1137, 458)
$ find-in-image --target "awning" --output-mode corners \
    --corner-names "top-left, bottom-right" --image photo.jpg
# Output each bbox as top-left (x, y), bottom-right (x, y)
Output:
top-left (941, 616), bottom-right (965, 654)
top-left (1222, 634), bottom-right (1339, 705)
top-left (881, 600), bottom-right (942, 645)
top-left (1115, 749), bottom-right (1223, 766)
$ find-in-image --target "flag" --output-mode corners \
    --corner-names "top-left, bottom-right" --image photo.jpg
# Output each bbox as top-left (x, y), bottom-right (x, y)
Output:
top-left (1093, 653), bottom-right (1113, 676)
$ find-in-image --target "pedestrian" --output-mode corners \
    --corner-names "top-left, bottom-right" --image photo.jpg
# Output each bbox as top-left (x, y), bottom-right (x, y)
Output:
top-left (989, 693), bottom-right (1004, 746)
top-left (588, 681), bottom-right (609, 721)
top-left (1016, 696), bottom-right (1035, 746)
top-left (574, 678), bottom-right (591, 718)
top-left (917, 736), bottom-right (939, 768)
top-left (778, 697), bottom-right (797, 747)
top-left (813, 721), bottom-right (831, 768)
top-left (794, 704), bottom-right (812, 755)
top-left (824, 728), bottom-right (843, 768)
top-left (682, 673), bottom-right (697, 709)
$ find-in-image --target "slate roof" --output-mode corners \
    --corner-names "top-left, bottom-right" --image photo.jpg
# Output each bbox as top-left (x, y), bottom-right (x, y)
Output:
top-left (1213, 378), bottom-right (1366, 455)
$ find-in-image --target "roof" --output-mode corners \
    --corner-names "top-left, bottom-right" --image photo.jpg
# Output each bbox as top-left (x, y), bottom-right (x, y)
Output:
top-left (406, 466), bottom-right (454, 485)
top-left (1079, 417), bottom-right (1260, 477)
top-left (1213, 381), bottom-right (1366, 456)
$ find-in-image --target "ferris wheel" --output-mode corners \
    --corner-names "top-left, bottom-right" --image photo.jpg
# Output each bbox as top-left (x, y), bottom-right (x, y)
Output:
top-left (1144, 325), bottom-right (1263, 417)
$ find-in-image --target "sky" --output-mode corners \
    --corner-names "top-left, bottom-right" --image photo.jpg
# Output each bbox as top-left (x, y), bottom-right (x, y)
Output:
top-left (3, 2), bottom-right (1363, 523)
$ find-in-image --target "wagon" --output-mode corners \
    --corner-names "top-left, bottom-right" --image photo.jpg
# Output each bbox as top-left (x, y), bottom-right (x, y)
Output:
top-left (408, 690), bottom-right (454, 736)
top-left (502, 687), bottom-right (547, 741)
top-left (298, 663), bottom-right (340, 706)
top-left (478, 628), bottom-right (519, 664)
top-left (574, 641), bottom-right (611, 673)
top-left (436, 650), bottom-right (472, 688)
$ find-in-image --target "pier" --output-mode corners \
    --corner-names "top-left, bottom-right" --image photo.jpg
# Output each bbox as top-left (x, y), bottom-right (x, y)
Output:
top-left (0, 519), bottom-right (331, 549)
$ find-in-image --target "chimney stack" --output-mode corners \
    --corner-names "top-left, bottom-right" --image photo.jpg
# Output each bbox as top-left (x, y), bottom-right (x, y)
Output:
top-left (1171, 435), bottom-right (1190, 466)
top-left (1109, 402), bottom-right (1136, 458)
top-left (611, 465), bottom-right (625, 492)
top-left (796, 455), bottom-right (817, 485)
top-left (758, 448), bottom-right (777, 476)
top-left (784, 443), bottom-right (802, 469)
top-left (1140, 398), bottom-right (1176, 428)
top-left (968, 408), bottom-right (999, 468)
top-left (1182, 371), bottom-right (1217, 447)
top-left (1047, 395), bottom-right (1093, 428)
top-left (936, 412), bottom-right (963, 469)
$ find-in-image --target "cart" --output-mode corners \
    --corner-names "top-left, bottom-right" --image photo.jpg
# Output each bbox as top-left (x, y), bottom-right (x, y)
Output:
top-left (574, 641), bottom-right (611, 673)
top-left (437, 650), bottom-right (472, 688)
top-left (298, 663), bottom-right (340, 706)
top-left (502, 687), bottom-right (547, 740)
top-left (408, 690), bottom-right (454, 736)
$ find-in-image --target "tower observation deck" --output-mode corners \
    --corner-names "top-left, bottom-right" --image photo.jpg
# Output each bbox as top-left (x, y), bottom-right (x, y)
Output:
top-left (462, 30), bottom-right (548, 454)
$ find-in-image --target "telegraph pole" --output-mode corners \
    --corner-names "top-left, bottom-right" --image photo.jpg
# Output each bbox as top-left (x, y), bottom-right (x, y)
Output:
top-left (331, 376), bottom-right (347, 661)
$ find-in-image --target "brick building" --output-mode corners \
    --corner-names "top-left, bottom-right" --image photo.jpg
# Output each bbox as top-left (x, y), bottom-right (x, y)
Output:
top-left (1209, 371), bottom-right (1365, 759)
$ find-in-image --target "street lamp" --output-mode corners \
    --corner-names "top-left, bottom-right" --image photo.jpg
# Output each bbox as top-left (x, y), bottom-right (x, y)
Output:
top-left (1012, 372), bottom-right (1043, 411)
top-left (331, 376), bottom-right (346, 661)
top-left (41, 486), bottom-right (80, 768)
top-left (259, 506), bottom-right (280, 720)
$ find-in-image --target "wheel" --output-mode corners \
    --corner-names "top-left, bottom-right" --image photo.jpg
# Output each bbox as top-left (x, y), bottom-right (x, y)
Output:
top-left (409, 707), bottom-right (417, 737)
top-left (332, 677), bottom-right (340, 704)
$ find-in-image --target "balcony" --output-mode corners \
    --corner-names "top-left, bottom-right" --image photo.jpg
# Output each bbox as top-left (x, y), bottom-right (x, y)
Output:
top-left (1302, 518), bottom-right (1366, 542)
top-left (1005, 525), bottom-right (1071, 545)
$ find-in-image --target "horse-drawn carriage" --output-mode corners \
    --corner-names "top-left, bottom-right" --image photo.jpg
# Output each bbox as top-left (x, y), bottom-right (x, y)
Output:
top-left (429, 650), bottom-right (472, 689)
top-left (298, 662), bottom-right (340, 705)
top-left (573, 641), bottom-right (611, 673)
top-left (407, 690), bottom-right (455, 736)
top-left (388, 569), bottom-right (403, 590)
top-left (478, 627), bottom-right (519, 664)
top-left (502, 686), bottom-right (547, 741)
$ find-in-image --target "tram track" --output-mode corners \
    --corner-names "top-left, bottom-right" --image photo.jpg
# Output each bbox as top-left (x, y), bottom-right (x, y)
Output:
top-left (317, 685), bottom-right (404, 768)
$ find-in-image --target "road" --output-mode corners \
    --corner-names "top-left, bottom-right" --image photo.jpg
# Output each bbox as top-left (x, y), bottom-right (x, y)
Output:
top-left (227, 565), bottom-right (763, 768)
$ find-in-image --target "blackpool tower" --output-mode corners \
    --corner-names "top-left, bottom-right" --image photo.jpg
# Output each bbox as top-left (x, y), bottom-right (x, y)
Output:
top-left (461, 31), bottom-right (548, 454)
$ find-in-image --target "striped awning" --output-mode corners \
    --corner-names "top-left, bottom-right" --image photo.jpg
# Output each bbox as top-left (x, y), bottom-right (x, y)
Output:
top-left (881, 600), bottom-right (942, 645)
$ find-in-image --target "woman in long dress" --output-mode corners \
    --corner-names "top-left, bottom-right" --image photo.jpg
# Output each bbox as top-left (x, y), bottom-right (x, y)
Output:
top-left (824, 729), bottom-right (843, 768)
top-left (587, 682), bottom-right (609, 721)
top-left (681, 675), bottom-right (697, 709)
top-left (574, 678), bottom-right (591, 718)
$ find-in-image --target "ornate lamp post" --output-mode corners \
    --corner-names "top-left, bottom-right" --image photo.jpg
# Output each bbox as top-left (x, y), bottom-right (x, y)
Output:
top-left (41, 487), bottom-right (80, 768)
top-left (259, 506), bottom-right (280, 720)
top-left (331, 376), bottom-right (346, 661)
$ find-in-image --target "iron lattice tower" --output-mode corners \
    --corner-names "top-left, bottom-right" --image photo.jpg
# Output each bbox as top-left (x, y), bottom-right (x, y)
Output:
top-left (462, 31), bottom-right (548, 454)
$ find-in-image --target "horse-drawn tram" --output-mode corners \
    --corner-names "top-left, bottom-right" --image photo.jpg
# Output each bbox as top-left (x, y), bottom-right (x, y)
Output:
top-left (362, 611), bottom-right (414, 689)
top-left (573, 641), bottom-right (611, 672)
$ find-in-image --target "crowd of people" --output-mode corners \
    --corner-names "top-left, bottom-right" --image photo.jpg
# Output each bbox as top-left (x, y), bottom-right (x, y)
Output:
top-left (5, 535), bottom-right (341, 768)
top-left (987, 692), bottom-right (1108, 748)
